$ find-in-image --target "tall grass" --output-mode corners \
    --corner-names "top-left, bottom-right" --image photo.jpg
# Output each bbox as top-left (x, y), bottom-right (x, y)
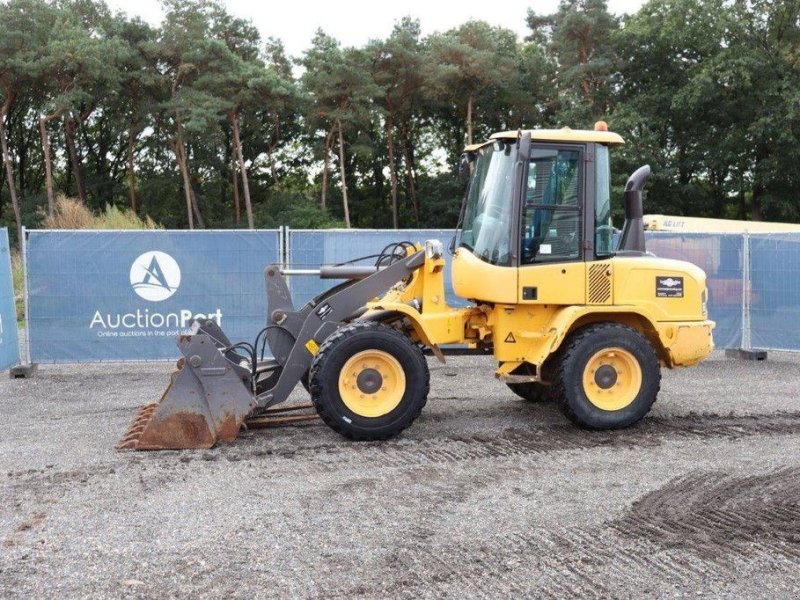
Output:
top-left (6, 197), bottom-right (162, 323)
top-left (43, 195), bottom-right (161, 230)
top-left (11, 251), bottom-right (23, 324)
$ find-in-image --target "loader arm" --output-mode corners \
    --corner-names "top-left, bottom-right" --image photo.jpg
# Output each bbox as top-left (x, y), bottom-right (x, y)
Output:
top-left (257, 250), bottom-right (426, 409)
top-left (117, 249), bottom-right (426, 450)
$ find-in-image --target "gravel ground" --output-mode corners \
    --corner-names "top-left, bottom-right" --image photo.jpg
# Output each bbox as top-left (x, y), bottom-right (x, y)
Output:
top-left (2, 350), bottom-right (800, 598)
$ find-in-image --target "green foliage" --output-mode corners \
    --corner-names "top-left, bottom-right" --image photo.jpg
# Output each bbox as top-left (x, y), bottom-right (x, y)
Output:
top-left (253, 192), bottom-right (344, 229)
top-left (0, 0), bottom-right (798, 240)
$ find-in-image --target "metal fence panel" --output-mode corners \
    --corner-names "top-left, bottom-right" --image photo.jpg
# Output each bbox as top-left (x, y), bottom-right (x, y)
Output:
top-left (645, 232), bottom-right (743, 349)
top-left (287, 229), bottom-right (466, 307)
top-left (0, 228), bottom-right (20, 371)
top-left (22, 227), bottom-right (791, 362)
top-left (26, 230), bottom-right (279, 362)
top-left (748, 233), bottom-right (800, 351)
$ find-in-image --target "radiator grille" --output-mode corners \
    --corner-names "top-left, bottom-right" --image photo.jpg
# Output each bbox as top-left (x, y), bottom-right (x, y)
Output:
top-left (588, 263), bottom-right (612, 304)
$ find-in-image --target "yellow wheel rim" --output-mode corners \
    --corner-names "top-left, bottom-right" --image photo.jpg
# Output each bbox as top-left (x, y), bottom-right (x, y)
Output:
top-left (338, 350), bottom-right (406, 418)
top-left (582, 347), bottom-right (642, 411)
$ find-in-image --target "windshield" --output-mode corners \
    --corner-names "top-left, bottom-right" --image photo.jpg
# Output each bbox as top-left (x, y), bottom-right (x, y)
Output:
top-left (459, 142), bottom-right (515, 265)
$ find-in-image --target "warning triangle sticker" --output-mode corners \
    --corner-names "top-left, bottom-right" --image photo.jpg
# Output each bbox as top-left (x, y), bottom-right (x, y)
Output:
top-left (504, 332), bottom-right (516, 343)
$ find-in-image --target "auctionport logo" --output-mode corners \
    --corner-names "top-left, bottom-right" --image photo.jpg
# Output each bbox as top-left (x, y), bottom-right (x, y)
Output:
top-left (130, 251), bottom-right (181, 302)
top-left (89, 250), bottom-right (222, 335)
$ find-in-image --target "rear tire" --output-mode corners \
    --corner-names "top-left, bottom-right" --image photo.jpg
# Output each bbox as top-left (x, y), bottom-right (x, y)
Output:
top-left (505, 364), bottom-right (553, 402)
top-left (554, 323), bottom-right (660, 430)
top-left (309, 322), bottom-right (429, 440)
top-left (507, 382), bottom-right (552, 402)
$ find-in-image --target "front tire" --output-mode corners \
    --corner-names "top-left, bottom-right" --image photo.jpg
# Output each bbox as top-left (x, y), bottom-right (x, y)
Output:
top-left (309, 322), bottom-right (429, 440)
top-left (554, 323), bottom-right (661, 430)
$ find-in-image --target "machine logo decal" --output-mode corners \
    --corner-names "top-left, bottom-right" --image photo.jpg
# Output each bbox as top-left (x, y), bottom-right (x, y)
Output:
top-left (315, 303), bottom-right (333, 319)
top-left (656, 276), bottom-right (684, 298)
top-left (130, 251), bottom-right (181, 302)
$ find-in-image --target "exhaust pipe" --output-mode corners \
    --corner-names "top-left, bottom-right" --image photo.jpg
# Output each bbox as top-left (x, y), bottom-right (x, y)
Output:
top-left (618, 165), bottom-right (651, 254)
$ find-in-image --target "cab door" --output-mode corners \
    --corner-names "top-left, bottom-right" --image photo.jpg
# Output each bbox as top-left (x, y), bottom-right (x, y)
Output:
top-left (517, 144), bottom-right (587, 305)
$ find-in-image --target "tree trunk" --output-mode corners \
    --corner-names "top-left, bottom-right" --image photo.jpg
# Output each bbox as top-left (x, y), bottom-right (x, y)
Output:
top-left (267, 115), bottom-right (282, 190)
top-left (231, 113), bottom-right (254, 229)
top-left (0, 96), bottom-right (22, 245)
top-left (189, 186), bottom-right (205, 228)
top-left (266, 148), bottom-right (280, 189)
top-left (64, 118), bottom-right (87, 203)
top-left (321, 126), bottom-right (335, 209)
top-left (127, 127), bottom-right (138, 213)
top-left (336, 119), bottom-right (351, 228)
top-left (231, 159), bottom-right (240, 226)
top-left (400, 130), bottom-right (419, 224)
top-left (386, 113), bottom-right (399, 229)
top-left (751, 182), bottom-right (764, 221)
top-left (39, 116), bottom-right (57, 217)
top-left (466, 93), bottom-right (474, 146)
top-left (751, 147), bottom-right (769, 221)
top-left (172, 128), bottom-right (194, 229)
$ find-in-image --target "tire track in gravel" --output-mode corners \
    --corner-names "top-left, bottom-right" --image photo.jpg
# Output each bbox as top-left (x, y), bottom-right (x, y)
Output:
top-left (309, 469), bottom-right (800, 598)
top-left (309, 518), bottom-right (728, 598)
top-left (612, 467), bottom-right (800, 563)
top-left (210, 411), bottom-right (800, 471)
top-left (8, 412), bottom-right (800, 491)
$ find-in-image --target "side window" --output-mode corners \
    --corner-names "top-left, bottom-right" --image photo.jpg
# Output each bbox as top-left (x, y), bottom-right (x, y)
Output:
top-left (595, 144), bottom-right (613, 257)
top-left (521, 148), bottom-right (581, 264)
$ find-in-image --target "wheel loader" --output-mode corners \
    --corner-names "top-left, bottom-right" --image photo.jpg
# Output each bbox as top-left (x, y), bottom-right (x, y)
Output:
top-left (118, 123), bottom-right (715, 450)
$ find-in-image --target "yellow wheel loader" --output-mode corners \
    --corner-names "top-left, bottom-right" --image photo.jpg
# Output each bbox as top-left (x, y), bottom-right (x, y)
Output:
top-left (118, 124), bottom-right (714, 450)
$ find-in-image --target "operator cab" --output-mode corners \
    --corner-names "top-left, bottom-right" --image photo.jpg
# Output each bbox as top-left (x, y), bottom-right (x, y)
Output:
top-left (453, 125), bottom-right (633, 304)
top-left (458, 124), bottom-right (625, 267)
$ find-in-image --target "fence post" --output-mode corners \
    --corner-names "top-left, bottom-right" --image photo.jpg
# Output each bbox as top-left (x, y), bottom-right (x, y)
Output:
top-left (278, 225), bottom-right (286, 270)
top-left (11, 226), bottom-right (36, 377)
top-left (283, 225), bottom-right (291, 294)
top-left (22, 226), bottom-right (30, 363)
top-left (727, 231), bottom-right (766, 360)
top-left (742, 231), bottom-right (751, 351)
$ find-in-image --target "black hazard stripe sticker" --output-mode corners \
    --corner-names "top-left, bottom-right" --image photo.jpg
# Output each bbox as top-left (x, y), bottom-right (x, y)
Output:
top-left (656, 276), bottom-right (684, 298)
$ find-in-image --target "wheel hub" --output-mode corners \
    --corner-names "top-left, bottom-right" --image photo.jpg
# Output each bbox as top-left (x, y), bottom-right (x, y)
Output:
top-left (594, 364), bottom-right (618, 389)
top-left (338, 350), bottom-right (406, 418)
top-left (356, 368), bottom-right (383, 394)
top-left (582, 347), bottom-right (642, 411)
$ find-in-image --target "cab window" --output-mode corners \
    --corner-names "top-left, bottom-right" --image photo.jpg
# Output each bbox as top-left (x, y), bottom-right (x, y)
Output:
top-left (595, 144), bottom-right (613, 257)
top-left (459, 142), bottom-right (515, 266)
top-left (521, 148), bottom-right (581, 264)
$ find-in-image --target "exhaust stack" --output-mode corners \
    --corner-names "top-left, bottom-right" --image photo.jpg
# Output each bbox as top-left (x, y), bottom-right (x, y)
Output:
top-left (618, 165), bottom-right (651, 254)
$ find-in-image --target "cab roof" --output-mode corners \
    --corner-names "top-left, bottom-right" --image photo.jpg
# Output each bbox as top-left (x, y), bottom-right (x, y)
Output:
top-left (464, 127), bottom-right (625, 152)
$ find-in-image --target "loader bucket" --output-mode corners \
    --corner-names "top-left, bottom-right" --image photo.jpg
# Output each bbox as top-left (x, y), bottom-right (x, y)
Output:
top-left (117, 326), bottom-right (256, 450)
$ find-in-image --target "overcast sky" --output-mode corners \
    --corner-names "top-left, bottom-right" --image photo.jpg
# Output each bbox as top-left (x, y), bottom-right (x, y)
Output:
top-left (105, 0), bottom-right (646, 59)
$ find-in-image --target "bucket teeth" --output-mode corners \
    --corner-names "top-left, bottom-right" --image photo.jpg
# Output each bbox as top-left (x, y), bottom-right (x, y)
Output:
top-left (116, 404), bottom-right (160, 450)
top-left (116, 329), bottom-right (256, 451)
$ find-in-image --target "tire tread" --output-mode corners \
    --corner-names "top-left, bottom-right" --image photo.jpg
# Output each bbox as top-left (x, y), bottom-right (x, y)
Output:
top-left (554, 322), bottom-right (661, 429)
top-left (309, 321), bottom-right (429, 440)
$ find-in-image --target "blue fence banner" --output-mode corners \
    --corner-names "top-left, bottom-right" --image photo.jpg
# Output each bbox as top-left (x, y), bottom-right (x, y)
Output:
top-left (749, 233), bottom-right (800, 351)
top-left (645, 232), bottom-right (743, 349)
top-left (287, 229), bottom-right (467, 308)
top-left (24, 227), bottom-right (798, 363)
top-left (26, 230), bottom-right (280, 362)
top-left (0, 228), bottom-right (20, 371)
